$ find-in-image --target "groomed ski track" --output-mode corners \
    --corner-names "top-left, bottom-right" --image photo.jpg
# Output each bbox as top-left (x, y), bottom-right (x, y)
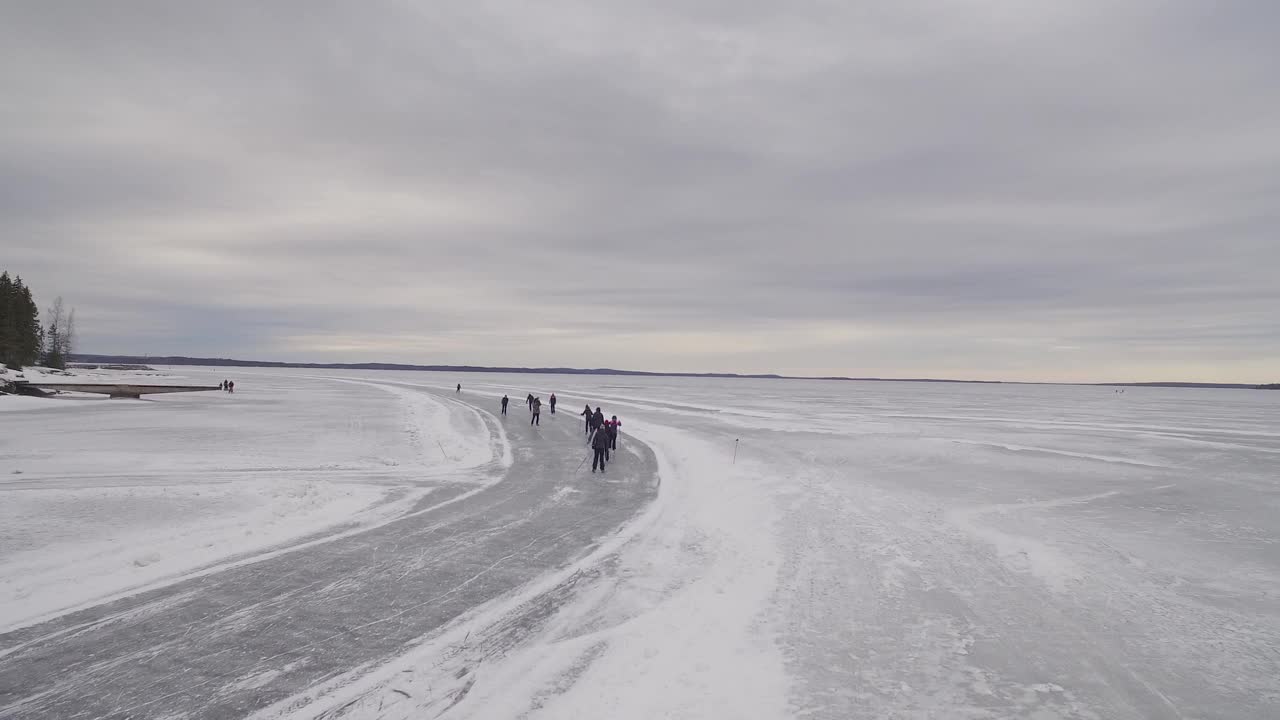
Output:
top-left (0, 379), bottom-right (660, 719)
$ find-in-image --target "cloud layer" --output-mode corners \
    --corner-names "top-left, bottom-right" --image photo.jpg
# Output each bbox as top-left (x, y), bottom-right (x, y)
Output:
top-left (4, 1), bottom-right (1277, 381)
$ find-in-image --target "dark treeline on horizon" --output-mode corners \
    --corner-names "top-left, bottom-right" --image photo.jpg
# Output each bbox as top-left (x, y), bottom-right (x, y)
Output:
top-left (68, 354), bottom-right (1274, 389)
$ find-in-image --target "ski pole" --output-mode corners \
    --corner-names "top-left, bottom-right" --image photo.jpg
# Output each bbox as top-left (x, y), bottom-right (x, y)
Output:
top-left (576, 454), bottom-right (589, 471)
top-left (733, 438), bottom-right (739, 464)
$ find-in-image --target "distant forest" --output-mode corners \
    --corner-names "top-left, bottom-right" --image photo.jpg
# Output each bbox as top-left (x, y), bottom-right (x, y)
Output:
top-left (0, 270), bottom-right (75, 370)
top-left (69, 354), bottom-right (1274, 389)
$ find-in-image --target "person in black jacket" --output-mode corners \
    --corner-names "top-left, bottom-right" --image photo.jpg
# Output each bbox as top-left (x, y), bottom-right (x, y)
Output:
top-left (580, 404), bottom-right (593, 435)
top-left (531, 396), bottom-right (541, 426)
top-left (500, 395), bottom-right (509, 416)
top-left (591, 423), bottom-right (611, 473)
top-left (549, 393), bottom-right (557, 414)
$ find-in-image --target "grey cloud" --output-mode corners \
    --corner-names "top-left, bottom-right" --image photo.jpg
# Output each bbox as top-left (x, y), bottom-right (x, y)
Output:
top-left (2, 1), bottom-right (1278, 380)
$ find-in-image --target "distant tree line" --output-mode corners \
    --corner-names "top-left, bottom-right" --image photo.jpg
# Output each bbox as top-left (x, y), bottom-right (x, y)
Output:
top-left (0, 270), bottom-right (75, 370)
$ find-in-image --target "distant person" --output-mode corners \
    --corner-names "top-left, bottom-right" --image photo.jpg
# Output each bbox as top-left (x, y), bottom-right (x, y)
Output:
top-left (228, 380), bottom-right (235, 394)
top-left (531, 396), bottom-right (541, 426)
top-left (591, 422), bottom-right (611, 473)
top-left (221, 380), bottom-right (228, 391)
top-left (591, 407), bottom-right (604, 433)
top-left (500, 394), bottom-right (509, 416)
top-left (549, 393), bottom-right (557, 414)
top-left (580, 404), bottom-right (593, 435)
top-left (456, 383), bottom-right (461, 394)
top-left (608, 415), bottom-right (621, 451)
top-left (527, 393), bottom-right (535, 410)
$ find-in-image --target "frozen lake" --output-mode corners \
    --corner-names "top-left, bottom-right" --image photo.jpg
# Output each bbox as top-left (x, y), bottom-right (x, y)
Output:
top-left (1, 368), bottom-right (1276, 719)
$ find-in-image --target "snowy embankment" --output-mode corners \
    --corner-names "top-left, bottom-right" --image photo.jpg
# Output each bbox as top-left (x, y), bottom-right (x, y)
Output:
top-left (0, 480), bottom-right (381, 633)
top-left (0, 368), bottom-right (496, 633)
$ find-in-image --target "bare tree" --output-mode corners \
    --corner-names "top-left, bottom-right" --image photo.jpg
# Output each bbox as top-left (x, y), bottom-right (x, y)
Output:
top-left (65, 307), bottom-right (75, 360)
top-left (42, 297), bottom-right (72, 369)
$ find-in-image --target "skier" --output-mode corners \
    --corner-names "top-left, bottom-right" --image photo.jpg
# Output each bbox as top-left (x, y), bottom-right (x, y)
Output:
top-left (500, 394), bottom-right (509, 416)
top-left (608, 415), bottom-right (621, 451)
top-left (549, 393), bottom-right (557, 414)
top-left (531, 396), bottom-right (541, 426)
top-left (527, 393), bottom-right (535, 410)
top-left (580, 404), bottom-right (593, 435)
top-left (456, 383), bottom-right (461, 394)
top-left (591, 407), bottom-right (605, 434)
top-left (590, 421), bottom-right (611, 473)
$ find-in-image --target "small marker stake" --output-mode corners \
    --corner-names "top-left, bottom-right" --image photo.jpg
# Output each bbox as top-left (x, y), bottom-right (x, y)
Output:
top-left (732, 438), bottom-right (739, 464)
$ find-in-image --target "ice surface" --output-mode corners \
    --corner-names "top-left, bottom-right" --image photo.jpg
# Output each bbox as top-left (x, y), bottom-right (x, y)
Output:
top-left (1, 368), bottom-right (1277, 719)
top-left (0, 368), bottom-right (495, 632)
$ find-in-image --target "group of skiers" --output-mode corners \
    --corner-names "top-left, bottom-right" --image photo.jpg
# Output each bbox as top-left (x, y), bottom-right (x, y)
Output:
top-left (497, 392), bottom-right (559, 425)
top-left (525, 391), bottom-right (557, 425)
top-left (493, 390), bottom-right (621, 473)
top-left (583, 404), bottom-right (621, 473)
top-left (220, 379), bottom-right (235, 393)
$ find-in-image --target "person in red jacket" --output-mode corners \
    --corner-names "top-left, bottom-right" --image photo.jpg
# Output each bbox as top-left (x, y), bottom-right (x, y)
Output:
top-left (608, 415), bottom-right (620, 451)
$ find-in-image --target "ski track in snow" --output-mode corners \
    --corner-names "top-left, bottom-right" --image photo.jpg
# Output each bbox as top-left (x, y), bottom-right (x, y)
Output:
top-left (0, 369), bottom-right (661, 720)
top-left (2, 369), bottom-right (1278, 719)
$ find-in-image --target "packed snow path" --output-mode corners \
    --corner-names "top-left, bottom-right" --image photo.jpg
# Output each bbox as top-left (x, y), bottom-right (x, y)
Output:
top-left (0, 381), bottom-right (658, 719)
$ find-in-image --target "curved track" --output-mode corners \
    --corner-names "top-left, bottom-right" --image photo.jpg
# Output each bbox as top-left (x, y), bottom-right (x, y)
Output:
top-left (0, 382), bottom-right (659, 719)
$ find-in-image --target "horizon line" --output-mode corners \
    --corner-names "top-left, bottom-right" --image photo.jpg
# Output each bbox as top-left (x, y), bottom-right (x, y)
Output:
top-left (68, 353), bottom-right (1276, 390)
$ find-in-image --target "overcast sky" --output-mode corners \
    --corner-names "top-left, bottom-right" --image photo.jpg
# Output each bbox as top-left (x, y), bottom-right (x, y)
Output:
top-left (3, 1), bottom-right (1277, 382)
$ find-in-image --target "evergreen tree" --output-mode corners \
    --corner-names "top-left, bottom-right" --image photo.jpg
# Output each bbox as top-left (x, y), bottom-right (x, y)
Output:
top-left (0, 270), bottom-right (68, 370)
top-left (0, 272), bottom-right (11, 368)
top-left (19, 282), bottom-right (41, 366)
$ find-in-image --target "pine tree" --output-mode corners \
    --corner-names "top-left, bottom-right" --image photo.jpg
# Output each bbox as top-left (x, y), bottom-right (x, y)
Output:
top-left (0, 272), bottom-right (16, 369)
top-left (19, 282), bottom-right (40, 366)
top-left (0, 270), bottom-right (66, 370)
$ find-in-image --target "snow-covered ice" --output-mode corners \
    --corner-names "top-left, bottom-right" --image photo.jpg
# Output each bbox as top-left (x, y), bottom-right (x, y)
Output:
top-left (1, 368), bottom-right (1277, 719)
top-left (0, 368), bottom-right (494, 632)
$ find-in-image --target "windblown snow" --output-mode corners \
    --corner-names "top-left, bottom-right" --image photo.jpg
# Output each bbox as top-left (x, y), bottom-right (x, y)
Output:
top-left (0, 368), bottom-right (1276, 719)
